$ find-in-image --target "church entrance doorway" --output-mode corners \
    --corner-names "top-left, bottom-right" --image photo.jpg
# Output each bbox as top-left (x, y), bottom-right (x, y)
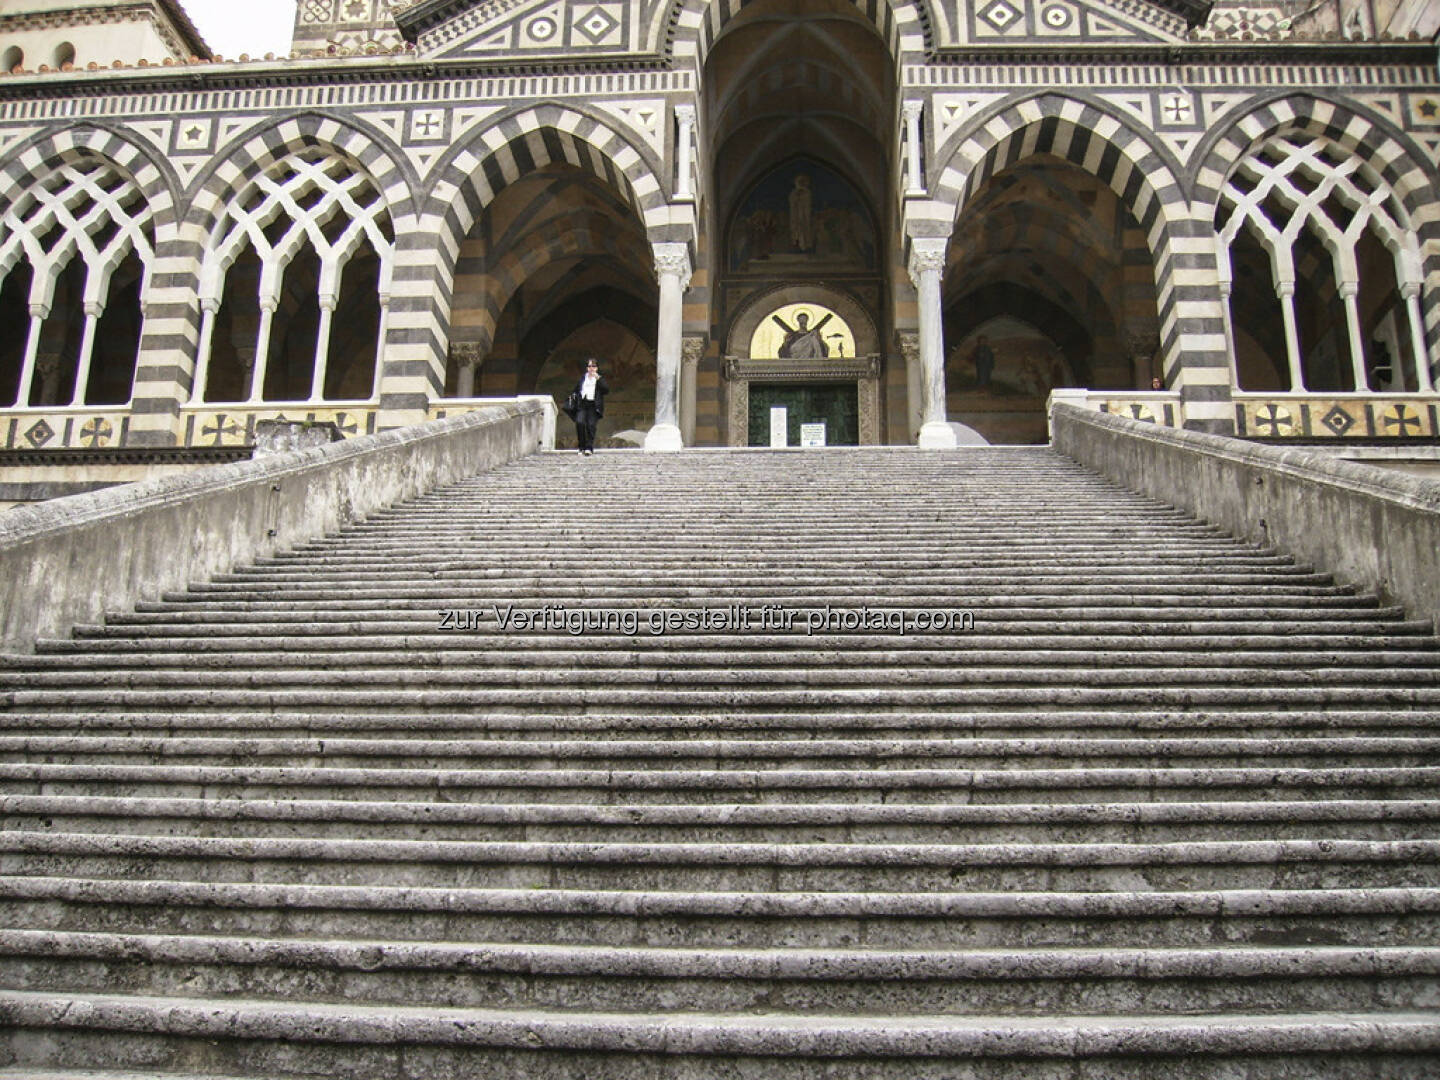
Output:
top-left (747, 383), bottom-right (859, 446)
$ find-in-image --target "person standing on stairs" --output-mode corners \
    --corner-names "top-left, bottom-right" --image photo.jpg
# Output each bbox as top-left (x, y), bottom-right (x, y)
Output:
top-left (572, 358), bottom-right (609, 456)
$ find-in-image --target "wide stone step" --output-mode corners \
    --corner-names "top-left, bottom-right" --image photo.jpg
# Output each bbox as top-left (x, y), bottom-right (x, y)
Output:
top-left (3, 708), bottom-right (1433, 740)
top-left (3, 831), bottom-right (1438, 892)
top-left (5, 876), bottom-right (1437, 948)
top-left (8, 650), bottom-right (1438, 681)
top-left (2, 735), bottom-right (1437, 771)
top-left (3, 930), bottom-right (1438, 1015)
top-left (10, 685), bottom-right (1440, 713)
top-left (3, 990), bottom-right (1437, 1079)
top-left (5, 795), bottom-right (1438, 846)
top-left (5, 762), bottom-right (1433, 804)
top-left (31, 630), bottom-right (1438, 656)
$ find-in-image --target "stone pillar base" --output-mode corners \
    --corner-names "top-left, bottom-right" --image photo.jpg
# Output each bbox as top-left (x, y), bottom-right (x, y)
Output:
top-left (918, 420), bottom-right (957, 449)
top-left (644, 423), bottom-right (684, 452)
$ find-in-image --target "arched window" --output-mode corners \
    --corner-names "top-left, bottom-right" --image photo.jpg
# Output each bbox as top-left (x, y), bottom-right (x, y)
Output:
top-left (52, 42), bottom-right (75, 70)
top-left (0, 154), bottom-right (155, 406)
top-left (194, 149), bottom-right (394, 404)
top-left (1215, 132), bottom-right (1430, 393)
top-left (1, 46), bottom-right (24, 74)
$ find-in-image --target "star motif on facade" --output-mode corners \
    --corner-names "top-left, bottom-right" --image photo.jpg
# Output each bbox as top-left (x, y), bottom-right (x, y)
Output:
top-left (185, 126), bottom-right (202, 142)
top-left (1418, 99), bottom-right (1438, 120)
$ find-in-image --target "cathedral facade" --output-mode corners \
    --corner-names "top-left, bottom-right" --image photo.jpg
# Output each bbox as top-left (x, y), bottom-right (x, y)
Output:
top-left (0, 0), bottom-right (1437, 459)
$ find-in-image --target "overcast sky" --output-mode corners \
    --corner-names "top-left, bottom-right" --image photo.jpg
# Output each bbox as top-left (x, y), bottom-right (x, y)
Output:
top-left (182, 0), bottom-right (298, 58)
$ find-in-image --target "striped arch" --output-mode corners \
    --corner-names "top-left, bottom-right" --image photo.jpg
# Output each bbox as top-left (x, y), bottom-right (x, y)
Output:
top-left (456, 210), bottom-right (655, 360)
top-left (925, 93), bottom-right (1231, 429)
top-left (189, 112), bottom-right (415, 233)
top-left (426, 106), bottom-right (667, 250)
top-left (119, 115), bottom-right (411, 444)
top-left (0, 125), bottom-right (181, 441)
top-left (1195, 94), bottom-right (1440, 372)
top-left (0, 123), bottom-right (177, 247)
top-left (666, 0), bottom-right (933, 70)
top-left (381, 106), bottom-right (670, 420)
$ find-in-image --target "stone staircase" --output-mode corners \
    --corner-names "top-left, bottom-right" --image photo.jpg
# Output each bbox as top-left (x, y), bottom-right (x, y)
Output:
top-left (1, 446), bottom-right (1438, 1078)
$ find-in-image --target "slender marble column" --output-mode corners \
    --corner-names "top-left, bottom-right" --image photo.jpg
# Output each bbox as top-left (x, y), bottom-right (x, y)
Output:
top-left (247, 298), bottom-right (278, 403)
top-left (309, 294), bottom-right (336, 402)
top-left (1400, 284), bottom-right (1433, 392)
top-left (902, 101), bottom-right (926, 196)
top-left (13, 303), bottom-right (48, 407)
top-left (674, 105), bottom-right (696, 202)
top-left (644, 242), bottom-right (691, 453)
top-left (680, 333), bottom-right (703, 446)
top-left (908, 238), bottom-right (956, 449)
top-left (69, 302), bottom-right (103, 406)
top-left (1276, 281), bottom-right (1306, 392)
top-left (1338, 281), bottom-right (1369, 392)
top-left (189, 299), bottom-right (221, 404)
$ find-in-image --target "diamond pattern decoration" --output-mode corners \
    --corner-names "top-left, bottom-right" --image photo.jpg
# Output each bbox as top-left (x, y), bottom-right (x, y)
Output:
top-left (573, 6), bottom-right (620, 45)
top-left (1321, 405), bottom-right (1356, 437)
top-left (981, 0), bottom-right (1024, 33)
top-left (23, 419), bottom-right (55, 448)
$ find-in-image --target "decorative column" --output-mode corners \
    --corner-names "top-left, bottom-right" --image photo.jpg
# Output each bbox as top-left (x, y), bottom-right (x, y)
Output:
top-left (371, 292), bottom-right (391, 401)
top-left (189, 298), bottom-right (220, 403)
top-left (674, 104), bottom-right (696, 202)
top-left (451, 342), bottom-right (483, 398)
top-left (645, 242), bottom-right (691, 453)
top-left (1337, 281), bottom-right (1369, 392)
top-left (67, 302), bottom-right (104, 406)
top-left (309, 293), bottom-right (336, 402)
top-left (1275, 280), bottom-right (1306, 392)
top-left (1400, 283), bottom-right (1434, 393)
top-left (247, 297), bottom-right (278, 403)
top-left (908, 238), bottom-right (956, 449)
top-left (902, 101), bottom-right (926, 197)
top-left (13, 303), bottom-right (48, 407)
top-left (680, 333), bottom-right (704, 446)
top-left (1218, 281), bottom-right (1240, 390)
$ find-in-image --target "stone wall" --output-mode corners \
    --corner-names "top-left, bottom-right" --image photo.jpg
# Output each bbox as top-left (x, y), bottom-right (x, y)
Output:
top-left (0, 398), bottom-right (553, 653)
top-left (1051, 403), bottom-right (1440, 630)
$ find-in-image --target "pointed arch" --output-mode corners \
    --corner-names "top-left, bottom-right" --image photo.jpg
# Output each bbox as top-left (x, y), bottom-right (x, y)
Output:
top-left (663, 0), bottom-right (934, 69)
top-left (425, 105), bottom-right (668, 250)
top-left (1196, 94), bottom-right (1440, 374)
top-left (926, 92), bottom-right (1227, 426)
top-left (0, 125), bottom-right (172, 410)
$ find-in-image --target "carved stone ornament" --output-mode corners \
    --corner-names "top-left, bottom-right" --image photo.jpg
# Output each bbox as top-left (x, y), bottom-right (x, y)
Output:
top-left (449, 342), bottom-right (484, 368)
top-left (681, 335), bottom-right (705, 367)
top-left (906, 240), bottom-right (947, 289)
top-left (653, 244), bottom-right (693, 290)
top-left (895, 330), bottom-right (920, 366)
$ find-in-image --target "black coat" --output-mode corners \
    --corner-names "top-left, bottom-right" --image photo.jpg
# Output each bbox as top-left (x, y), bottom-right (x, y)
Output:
top-left (572, 374), bottom-right (609, 418)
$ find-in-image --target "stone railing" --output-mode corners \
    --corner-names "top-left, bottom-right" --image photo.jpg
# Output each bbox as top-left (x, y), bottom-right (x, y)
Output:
top-left (1048, 389), bottom-right (1440, 441)
top-left (0, 398), bottom-right (555, 653)
top-left (1051, 403), bottom-right (1440, 630)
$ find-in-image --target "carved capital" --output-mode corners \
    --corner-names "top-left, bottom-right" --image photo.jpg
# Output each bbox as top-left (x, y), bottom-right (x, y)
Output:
top-left (1125, 333), bottom-right (1160, 360)
top-left (901, 100), bottom-right (925, 124)
top-left (674, 103), bottom-right (696, 126)
top-left (681, 334), bottom-right (705, 369)
top-left (449, 342), bottom-right (485, 369)
top-left (653, 242), bottom-right (692, 290)
top-left (906, 239), bottom-right (947, 288)
top-left (895, 330), bottom-right (920, 366)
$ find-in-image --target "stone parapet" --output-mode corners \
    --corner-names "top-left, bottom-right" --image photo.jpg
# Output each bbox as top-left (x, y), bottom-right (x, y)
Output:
top-left (1050, 402), bottom-right (1440, 630)
top-left (0, 397), bottom-right (553, 653)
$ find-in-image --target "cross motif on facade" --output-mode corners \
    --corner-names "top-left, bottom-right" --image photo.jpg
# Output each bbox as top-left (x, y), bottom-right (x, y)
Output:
top-left (1163, 95), bottom-right (1192, 123)
top-left (412, 111), bottom-right (443, 139)
top-left (201, 415), bottom-right (244, 446)
top-left (1382, 404), bottom-right (1423, 436)
top-left (1252, 404), bottom-right (1293, 436)
top-left (79, 418), bottom-right (113, 447)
